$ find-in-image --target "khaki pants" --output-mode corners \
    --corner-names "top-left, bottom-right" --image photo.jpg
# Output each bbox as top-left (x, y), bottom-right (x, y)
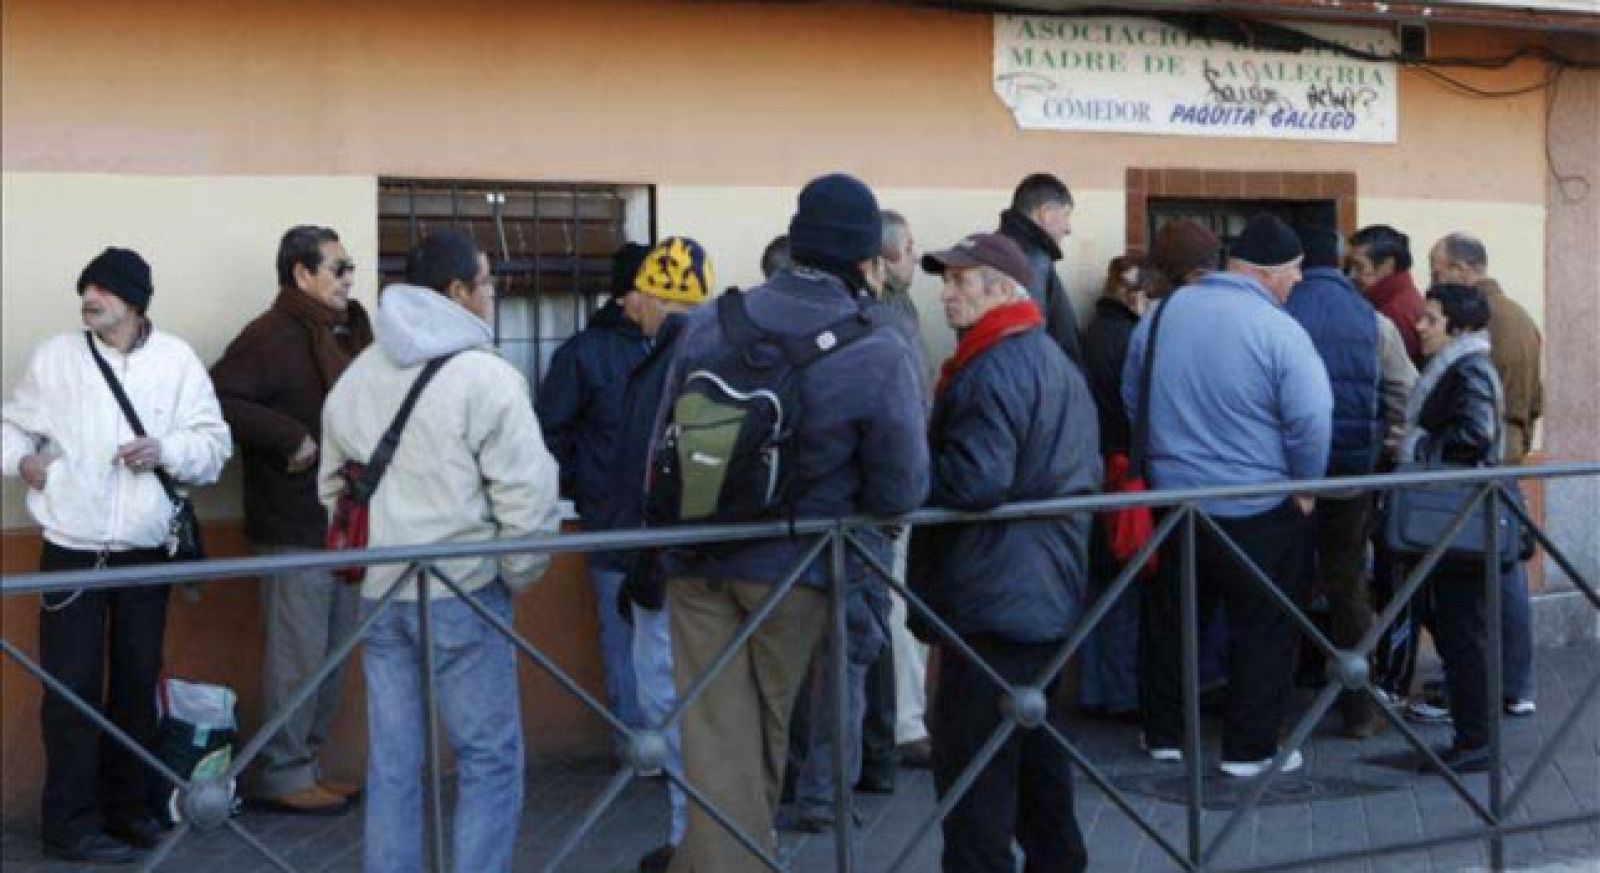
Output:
top-left (667, 577), bottom-right (827, 873)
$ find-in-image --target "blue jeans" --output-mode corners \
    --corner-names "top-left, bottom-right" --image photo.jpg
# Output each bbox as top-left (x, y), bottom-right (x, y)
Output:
top-left (1501, 562), bottom-right (1535, 701)
top-left (591, 568), bottom-right (643, 731)
top-left (362, 584), bottom-right (524, 873)
top-left (630, 604), bottom-right (685, 845)
top-left (795, 591), bottom-right (885, 820)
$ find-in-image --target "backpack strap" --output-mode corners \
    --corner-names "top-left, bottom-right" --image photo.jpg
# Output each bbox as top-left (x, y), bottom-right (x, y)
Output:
top-left (717, 290), bottom-right (877, 369)
top-left (353, 353), bottom-right (459, 503)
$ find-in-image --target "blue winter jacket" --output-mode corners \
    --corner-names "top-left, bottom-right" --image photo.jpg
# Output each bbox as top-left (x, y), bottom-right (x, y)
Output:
top-left (1286, 267), bottom-right (1382, 476)
top-left (588, 312), bottom-right (688, 579)
top-left (1122, 272), bottom-right (1332, 518)
top-left (535, 302), bottom-right (649, 520)
top-left (656, 268), bottom-right (930, 588)
top-left (910, 325), bottom-right (1102, 645)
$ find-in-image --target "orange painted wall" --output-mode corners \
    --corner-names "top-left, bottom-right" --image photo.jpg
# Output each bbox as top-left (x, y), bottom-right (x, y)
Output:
top-left (0, 524), bottom-right (610, 830)
top-left (0, 0), bottom-right (1550, 204)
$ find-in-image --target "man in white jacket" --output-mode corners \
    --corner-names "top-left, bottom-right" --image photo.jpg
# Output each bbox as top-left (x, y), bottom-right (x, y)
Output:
top-left (2, 247), bottom-right (232, 863)
top-left (318, 228), bottom-right (560, 873)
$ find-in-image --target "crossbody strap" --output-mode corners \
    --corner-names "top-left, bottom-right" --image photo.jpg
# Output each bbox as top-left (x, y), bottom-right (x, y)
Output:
top-left (1130, 289), bottom-right (1181, 480)
top-left (85, 331), bottom-right (184, 504)
top-left (354, 353), bottom-right (459, 503)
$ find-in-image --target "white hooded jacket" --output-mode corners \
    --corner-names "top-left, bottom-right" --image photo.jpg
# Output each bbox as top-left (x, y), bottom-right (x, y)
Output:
top-left (318, 284), bottom-right (561, 600)
top-left (2, 328), bottom-right (232, 551)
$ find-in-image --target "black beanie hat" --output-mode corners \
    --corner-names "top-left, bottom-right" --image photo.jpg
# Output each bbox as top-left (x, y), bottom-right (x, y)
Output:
top-left (610, 242), bottom-right (651, 298)
top-left (1230, 215), bottom-right (1304, 267)
top-left (77, 247), bottom-right (153, 313)
top-left (1298, 228), bottom-right (1343, 270)
top-left (789, 173), bottom-right (882, 268)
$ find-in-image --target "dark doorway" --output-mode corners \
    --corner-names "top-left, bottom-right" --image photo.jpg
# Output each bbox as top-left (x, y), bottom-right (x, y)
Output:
top-left (1148, 198), bottom-right (1339, 259)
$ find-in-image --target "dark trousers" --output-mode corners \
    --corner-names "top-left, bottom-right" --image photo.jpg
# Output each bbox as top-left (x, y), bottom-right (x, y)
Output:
top-left (860, 637), bottom-right (898, 780)
top-left (1418, 562), bottom-right (1491, 749)
top-left (1312, 494), bottom-right (1378, 724)
top-left (932, 636), bottom-right (1086, 873)
top-left (38, 543), bottom-right (171, 845)
top-left (1141, 499), bottom-right (1312, 762)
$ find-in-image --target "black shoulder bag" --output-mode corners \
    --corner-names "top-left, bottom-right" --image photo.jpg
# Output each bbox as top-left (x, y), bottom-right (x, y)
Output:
top-left (86, 332), bottom-right (205, 561)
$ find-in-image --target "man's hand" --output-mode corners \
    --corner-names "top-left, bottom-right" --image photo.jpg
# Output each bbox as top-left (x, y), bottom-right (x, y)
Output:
top-left (115, 437), bottom-right (163, 474)
top-left (286, 436), bottom-right (319, 474)
top-left (19, 452), bottom-right (55, 491)
top-left (1293, 494), bottom-right (1316, 517)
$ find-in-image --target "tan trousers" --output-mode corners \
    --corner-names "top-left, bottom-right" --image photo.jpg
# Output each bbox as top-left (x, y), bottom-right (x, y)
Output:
top-left (667, 577), bottom-right (827, 873)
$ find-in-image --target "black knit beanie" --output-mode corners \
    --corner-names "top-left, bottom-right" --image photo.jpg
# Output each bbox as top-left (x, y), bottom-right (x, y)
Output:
top-left (1230, 215), bottom-right (1304, 267)
top-left (1298, 228), bottom-right (1343, 270)
top-left (610, 242), bottom-right (651, 298)
top-left (789, 174), bottom-right (882, 268)
top-left (77, 247), bottom-right (153, 313)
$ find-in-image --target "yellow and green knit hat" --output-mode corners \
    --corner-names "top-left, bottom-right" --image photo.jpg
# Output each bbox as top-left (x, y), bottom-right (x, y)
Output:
top-left (635, 237), bottom-right (714, 305)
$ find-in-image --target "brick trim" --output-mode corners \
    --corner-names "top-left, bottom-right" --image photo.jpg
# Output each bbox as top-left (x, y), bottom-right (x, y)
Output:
top-left (1126, 168), bottom-right (1358, 254)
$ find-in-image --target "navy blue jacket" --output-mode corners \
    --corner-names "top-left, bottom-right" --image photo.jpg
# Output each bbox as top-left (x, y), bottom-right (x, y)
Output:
top-left (1286, 267), bottom-right (1381, 476)
top-left (657, 268), bottom-right (930, 588)
top-left (910, 325), bottom-right (1102, 645)
top-left (588, 313), bottom-right (687, 580)
top-left (998, 209), bottom-right (1085, 368)
top-left (535, 302), bottom-right (649, 520)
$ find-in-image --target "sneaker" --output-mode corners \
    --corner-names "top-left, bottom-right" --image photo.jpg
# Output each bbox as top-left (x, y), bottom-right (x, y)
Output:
top-left (246, 786), bottom-right (353, 816)
top-left (1219, 749), bottom-right (1304, 778)
top-left (1504, 698), bottom-right (1536, 717)
top-left (1406, 699), bottom-right (1453, 724)
top-left (1418, 742), bottom-right (1490, 773)
top-left (43, 831), bottom-right (138, 864)
top-left (638, 843), bottom-right (675, 873)
top-left (1137, 732), bottom-right (1183, 762)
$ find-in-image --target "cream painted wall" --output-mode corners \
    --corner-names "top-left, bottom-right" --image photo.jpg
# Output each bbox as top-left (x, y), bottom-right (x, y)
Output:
top-left (1355, 197), bottom-right (1547, 331)
top-left (1, 173), bottom-right (378, 529)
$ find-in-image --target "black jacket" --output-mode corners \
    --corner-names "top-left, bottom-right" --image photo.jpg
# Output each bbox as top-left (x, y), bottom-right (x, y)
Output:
top-left (535, 302), bottom-right (649, 520)
top-left (1083, 297), bottom-right (1140, 455)
top-left (1415, 350), bottom-right (1500, 467)
top-left (910, 326), bottom-right (1102, 645)
top-left (998, 209), bottom-right (1085, 368)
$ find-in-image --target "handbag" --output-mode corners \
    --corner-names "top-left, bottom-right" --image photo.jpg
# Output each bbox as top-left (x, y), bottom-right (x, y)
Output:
top-left (86, 332), bottom-right (204, 561)
top-left (1382, 449), bottom-right (1534, 569)
top-left (1101, 290), bottom-right (1180, 578)
top-left (325, 354), bottom-right (456, 584)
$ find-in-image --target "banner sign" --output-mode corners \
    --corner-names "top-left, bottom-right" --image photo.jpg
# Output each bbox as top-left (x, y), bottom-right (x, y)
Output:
top-left (993, 15), bottom-right (1399, 143)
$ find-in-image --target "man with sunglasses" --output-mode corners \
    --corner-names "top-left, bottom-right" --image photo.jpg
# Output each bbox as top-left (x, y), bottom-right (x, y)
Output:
top-left (212, 225), bottom-right (373, 815)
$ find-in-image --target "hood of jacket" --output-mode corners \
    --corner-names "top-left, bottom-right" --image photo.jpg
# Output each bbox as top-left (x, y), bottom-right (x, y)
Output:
top-left (375, 284), bottom-right (494, 368)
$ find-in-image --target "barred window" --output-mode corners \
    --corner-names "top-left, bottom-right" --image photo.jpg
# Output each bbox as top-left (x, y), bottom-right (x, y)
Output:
top-left (377, 179), bottom-right (654, 393)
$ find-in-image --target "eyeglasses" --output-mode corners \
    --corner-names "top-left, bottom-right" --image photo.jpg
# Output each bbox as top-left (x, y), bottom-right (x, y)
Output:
top-left (330, 260), bottom-right (356, 279)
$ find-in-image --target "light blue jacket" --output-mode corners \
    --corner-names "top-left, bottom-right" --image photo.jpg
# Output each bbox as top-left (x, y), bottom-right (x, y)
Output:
top-left (1122, 271), bottom-right (1332, 517)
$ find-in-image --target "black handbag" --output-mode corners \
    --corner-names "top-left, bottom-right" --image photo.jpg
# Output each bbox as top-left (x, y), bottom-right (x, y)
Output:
top-left (86, 332), bottom-right (205, 561)
top-left (1382, 447), bottom-right (1533, 569)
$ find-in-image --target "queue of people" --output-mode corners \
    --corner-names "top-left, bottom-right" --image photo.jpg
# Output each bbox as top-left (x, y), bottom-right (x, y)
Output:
top-left (0, 168), bottom-right (1546, 873)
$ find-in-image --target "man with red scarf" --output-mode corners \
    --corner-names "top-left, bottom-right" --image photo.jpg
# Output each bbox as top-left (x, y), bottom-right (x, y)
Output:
top-left (910, 232), bottom-right (1100, 873)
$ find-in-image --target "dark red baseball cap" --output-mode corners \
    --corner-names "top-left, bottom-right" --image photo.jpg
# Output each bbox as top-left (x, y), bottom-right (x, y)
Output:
top-left (921, 232), bottom-right (1033, 292)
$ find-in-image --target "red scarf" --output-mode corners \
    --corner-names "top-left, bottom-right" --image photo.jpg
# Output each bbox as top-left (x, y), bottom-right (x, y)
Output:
top-left (936, 299), bottom-right (1043, 396)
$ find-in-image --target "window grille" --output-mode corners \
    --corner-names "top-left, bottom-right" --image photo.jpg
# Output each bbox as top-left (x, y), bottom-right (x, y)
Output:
top-left (377, 178), bottom-right (654, 392)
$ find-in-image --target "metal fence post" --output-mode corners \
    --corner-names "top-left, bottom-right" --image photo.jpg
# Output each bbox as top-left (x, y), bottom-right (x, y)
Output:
top-left (1485, 484), bottom-right (1506, 872)
top-left (1181, 505), bottom-right (1205, 869)
top-left (831, 523), bottom-right (856, 873)
top-left (417, 567), bottom-right (447, 873)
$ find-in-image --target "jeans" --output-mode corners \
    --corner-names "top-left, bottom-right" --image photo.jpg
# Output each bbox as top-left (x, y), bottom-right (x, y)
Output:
top-left (631, 604), bottom-right (686, 846)
top-left (1500, 562), bottom-right (1535, 702)
top-left (794, 607), bottom-right (884, 820)
top-left (591, 568), bottom-right (643, 730)
top-left (362, 584), bottom-right (524, 873)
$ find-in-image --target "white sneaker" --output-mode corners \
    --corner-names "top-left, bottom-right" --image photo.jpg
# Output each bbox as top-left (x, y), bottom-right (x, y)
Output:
top-left (1504, 699), bottom-right (1536, 717)
top-left (1138, 732), bottom-right (1184, 762)
top-left (1219, 749), bottom-right (1304, 778)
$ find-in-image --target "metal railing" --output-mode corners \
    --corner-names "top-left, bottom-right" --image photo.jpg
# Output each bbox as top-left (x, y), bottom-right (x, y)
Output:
top-left (3, 462), bottom-right (1597, 872)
